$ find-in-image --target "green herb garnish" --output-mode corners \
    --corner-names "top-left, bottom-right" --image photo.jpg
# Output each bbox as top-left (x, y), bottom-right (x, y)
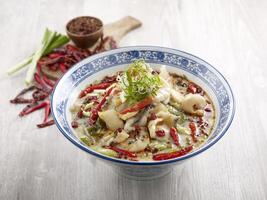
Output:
top-left (80, 136), bottom-right (93, 146)
top-left (119, 59), bottom-right (162, 104)
top-left (165, 103), bottom-right (186, 124)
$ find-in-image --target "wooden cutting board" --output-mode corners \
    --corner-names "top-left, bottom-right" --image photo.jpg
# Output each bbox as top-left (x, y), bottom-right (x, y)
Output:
top-left (41, 16), bottom-right (142, 80)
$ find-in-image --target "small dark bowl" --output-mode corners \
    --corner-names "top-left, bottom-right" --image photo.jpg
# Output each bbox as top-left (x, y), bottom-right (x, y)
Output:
top-left (66, 16), bottom-right (103, 49)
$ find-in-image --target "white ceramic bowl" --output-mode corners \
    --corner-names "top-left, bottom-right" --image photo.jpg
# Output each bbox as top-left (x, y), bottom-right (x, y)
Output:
top-left (51, 46), bottom-right (235, 180)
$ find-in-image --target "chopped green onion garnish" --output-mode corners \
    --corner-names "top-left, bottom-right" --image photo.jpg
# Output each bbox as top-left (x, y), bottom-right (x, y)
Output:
top-left (119, 59), bottom-right (162, 104)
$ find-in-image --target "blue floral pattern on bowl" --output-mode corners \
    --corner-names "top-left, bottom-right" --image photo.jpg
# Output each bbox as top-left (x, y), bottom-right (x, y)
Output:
top-left (51, 46), bottom-right (235, 167)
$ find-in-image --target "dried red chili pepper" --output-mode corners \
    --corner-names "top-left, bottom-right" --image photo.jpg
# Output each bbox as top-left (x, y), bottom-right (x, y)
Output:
top-left (37, 119), bottom-right (55, 128)
top-left (43, 102), bottom-right (51, 123)
top-left (48, 64), bottom-right (58, 71)
top-left (89, 87), bottom-right (114, 124)
top-left (83, 96), bottom-right (97, 104)
top-left (71, 121), bottom-right (79, 128)
top-left (59, 63), bottom-right (67, 73)
top-left (96, 86), bottom-right (114, 110)
top-left (152, 146), bottom-right (193, 161)
top-left (189, 122), bottom-right (198, 143)
top-left (187, 83), bottom-right (197, 94)
top-left (19, 103), bottom-right (36, 116)
top-left (120, 97), bottom-right (153, 115)
top-left (101, 75), bottom-right (117, 84)
top-left (34, 73), bottom-right (44, 86)
top-left (9, 86), bottom-right (36, 104)
top-left (79, 82), bottom-right (112, 98)
top-left (66, 44), bottom-right (79, 52)
top-left (19, 101), bottom-right (48, 116)
top-left (10, 37), bottom-right (118, 129)
top-left (148, 113), bottom-right (157, 121)
top-left (72, 52), bottom-right (84, 62)
top-left (89, 87), bottom-right (113, 124)
top-left (42, 57), bottom-right (63, 65)
top-left (48, 53), bottom-right (63, 59)
top-left (32, 90), bottom-right (49, 101)
top-left (43, 75), bottom-right (55, 88)
top-left (77, 109), bottom-right (84, 118)
top-left (156, 130), bottom-right (165, 137)
top-left (13, 86), bottom-right (36, 99)
top-left (10, 98), bottom-right (35, 104)
top-left (170, 127), bottom-right (179, 146)
top-left (107, 146), bottom-right (137, 158)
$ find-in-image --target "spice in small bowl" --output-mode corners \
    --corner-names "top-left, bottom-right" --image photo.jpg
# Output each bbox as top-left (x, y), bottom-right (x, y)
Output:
top-left (66, 16), bottom-right (103, 49)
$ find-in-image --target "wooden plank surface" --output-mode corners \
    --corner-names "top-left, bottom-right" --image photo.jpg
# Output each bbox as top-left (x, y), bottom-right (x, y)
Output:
top-left (0, 0), bottom-right (267, 199)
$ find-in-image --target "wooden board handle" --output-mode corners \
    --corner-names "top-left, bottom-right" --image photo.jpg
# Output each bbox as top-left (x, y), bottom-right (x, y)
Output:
top-left (103, 16), bottom-right (142, 42)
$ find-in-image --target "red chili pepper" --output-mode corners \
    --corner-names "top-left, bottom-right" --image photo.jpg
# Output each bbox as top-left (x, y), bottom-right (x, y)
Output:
top-left (108, 146), bottom-right (137, 158)
top-left (152, 146), bottom-right (193, 161)
top-left (156, 130), bottom-right (165, 137)
top-left (13, 86), bottom-right (36, 98)
top-left (48, 53), bottom-right (63, 59)
top-left (96, 86), bottom-right (114, 110)
top-left (170, 127), bottom-right (179, 146)
top-left (43, 75), bottom-right (55, 88)
top-left (34, 72), bottom-right (52, 93)
top-left (10, 87), bottom-right (37, 104)
top-left (59, 63), bottom-right (67, 73)
top-left (120, 97), bottom-right (153, 115)
top-left (32, 90), bottom-right (49, 101)
top-left (10, 86), bottom-right (37, 104)
top-left (89, 87), bottom-right (114, 124)
top-left (85, 96), bottom-right (97, 103)
top-left (101, 75), bottom-right (117, 84)
top-left (88, 109), bottom-right (98, 125)
top-left (19, 101), bottom-right (48, 116)
top-left (10, 97), bottom-right (35, 104)
top-left (187, 83), bottom-right (197, 94)
top-left (197, 117), bottom-right (203, 125)
top-left (49, 64), bottom-right (58, 71)
top-left (77, 109), bottom-right (84, 118)
top-left (37, 119), bottom-right (55, 128)
top-left (148, 113), bottom-right (157, 121)
top-left (66, 44), bottom-right (79, 52)
top-left (43, 102), bottom-right (51, 123)
top-left (79, 82), bottom-right (112, 98)
top-left (189, 122), bottom-right (198, 143)
top-left (34, 73), bottom-right (46, 88)
top-left (71, 121), bottom-right (79, 128)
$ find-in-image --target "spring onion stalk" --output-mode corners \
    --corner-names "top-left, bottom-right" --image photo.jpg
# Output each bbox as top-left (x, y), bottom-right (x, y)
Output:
top-left (7, 56), bottom-right (33, 75)
top-left (7, 28), bottom-right (69, 83)
top-left (25, 30), bottom-right (56, 85)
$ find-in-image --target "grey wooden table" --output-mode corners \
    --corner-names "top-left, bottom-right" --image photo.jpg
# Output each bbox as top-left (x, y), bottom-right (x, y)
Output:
top-left (1, 0), bottom-right (267, 199)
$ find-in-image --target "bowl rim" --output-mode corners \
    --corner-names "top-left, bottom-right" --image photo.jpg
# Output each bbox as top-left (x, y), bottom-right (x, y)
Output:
top-left (51, 45), bottom-right (235, 166)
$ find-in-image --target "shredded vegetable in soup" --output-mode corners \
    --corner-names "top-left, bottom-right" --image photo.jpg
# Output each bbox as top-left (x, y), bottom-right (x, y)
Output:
top-left (70, 59), bottom-right (215, 161)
